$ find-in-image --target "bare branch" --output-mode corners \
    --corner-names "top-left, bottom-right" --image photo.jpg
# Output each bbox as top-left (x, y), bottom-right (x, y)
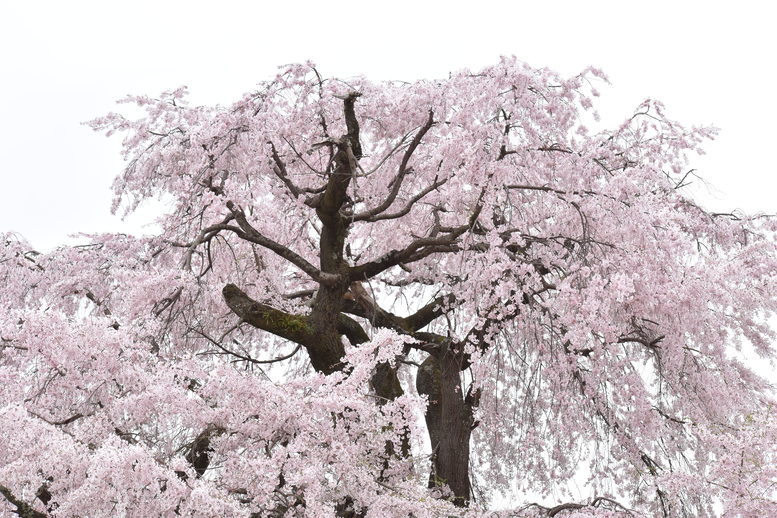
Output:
top-left (341, 92), bottom-right (363, 159)
top-left (226, 201), bottom-right (328, 284)
top-left (282, 288), bottom-right (317, 299)
top-left (404, 293), bottom-right (458, 331)
top-left (269, 141), bottom-right (303, 197)
top-left (194, 327), bottom-right (303, 365)
top-left (357, 177), bottom-right (448, 223)
top-left (27, 408), bottom-right (87, 429)
top-left (349, 213), bottom-right (476, 282)
top-left (353, 111), bottom-right (434, 222)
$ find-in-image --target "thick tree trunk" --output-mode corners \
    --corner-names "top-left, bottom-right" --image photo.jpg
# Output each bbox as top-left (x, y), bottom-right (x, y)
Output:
top-left (416, 354), bottom-right (475, 506)
top-left (222, 94), bottom-right (416, 516)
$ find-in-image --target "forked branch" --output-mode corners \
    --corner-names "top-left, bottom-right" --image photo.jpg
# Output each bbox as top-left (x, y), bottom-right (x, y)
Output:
top-left (353, 111), bottom-right (435, 222)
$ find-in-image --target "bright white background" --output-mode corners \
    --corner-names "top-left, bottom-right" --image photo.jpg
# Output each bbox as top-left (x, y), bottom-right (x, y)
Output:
top-left (1, 1), bottom-right (775, 251)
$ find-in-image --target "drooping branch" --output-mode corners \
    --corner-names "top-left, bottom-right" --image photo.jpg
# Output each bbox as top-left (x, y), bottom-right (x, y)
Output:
top-left (193, 327), bottom-right (303, 365)
top-left (569, 366), bottom-right (672, 516)
top-left (505, 182), bottom-right (627, 207)
top-left (28, 410), bottom-right (85, 427)
top-left (523, 495), bottom-right (635, 517)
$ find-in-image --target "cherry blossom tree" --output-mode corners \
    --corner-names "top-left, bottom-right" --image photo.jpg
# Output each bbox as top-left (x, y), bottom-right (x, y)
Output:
top-left (2, 58), bottom-right (776, 517)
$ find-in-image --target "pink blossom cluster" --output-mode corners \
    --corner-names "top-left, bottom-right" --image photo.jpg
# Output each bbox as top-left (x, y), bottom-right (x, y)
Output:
top-left (2, 58), bottom-right (776, 516)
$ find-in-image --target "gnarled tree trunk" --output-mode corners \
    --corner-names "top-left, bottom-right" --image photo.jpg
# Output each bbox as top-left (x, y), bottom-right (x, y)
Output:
top-left (416, 353), bottom-right (477, 506)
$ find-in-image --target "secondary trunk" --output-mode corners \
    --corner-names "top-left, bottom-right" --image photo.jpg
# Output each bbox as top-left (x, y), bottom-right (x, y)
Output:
top-left (416, 354), bottom-right (475, 506)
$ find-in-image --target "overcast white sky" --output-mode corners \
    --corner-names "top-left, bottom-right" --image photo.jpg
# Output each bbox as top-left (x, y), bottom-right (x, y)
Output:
top-left (1, 1), bottom-right (774, 250)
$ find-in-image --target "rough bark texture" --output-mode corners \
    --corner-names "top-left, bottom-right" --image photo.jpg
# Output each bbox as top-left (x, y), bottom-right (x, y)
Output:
top-left (219, 94), bottom-right (413, 515)
top-left (0, 485), bottom-right (47, 518)
top-left (416, 354), bottom-right (475, 506)
top-left (217, 92), bottom-right (483, 510)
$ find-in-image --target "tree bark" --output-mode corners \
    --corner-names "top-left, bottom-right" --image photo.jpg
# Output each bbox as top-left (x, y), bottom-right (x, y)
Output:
top-left (0, 485), bottom-right (47, 518)
top-left (416, 353), bottom-right (476, 506)
top-left (219, 93), bottom-right (424, 514)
